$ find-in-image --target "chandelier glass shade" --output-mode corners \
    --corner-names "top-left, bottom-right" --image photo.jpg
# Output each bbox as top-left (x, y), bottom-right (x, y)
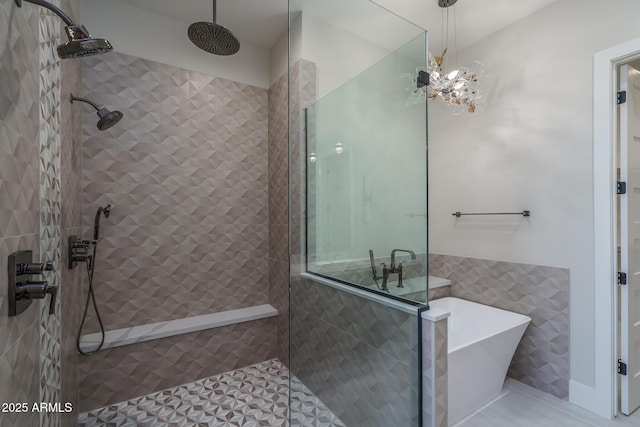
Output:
top-left (405, 1), bottom-right (484, 114)
top-left (427, 48), bottom-right (484, 113)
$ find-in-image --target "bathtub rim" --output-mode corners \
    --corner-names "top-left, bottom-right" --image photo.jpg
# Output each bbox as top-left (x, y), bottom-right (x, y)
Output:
top-left (428, 297), bottom-right (531, 353)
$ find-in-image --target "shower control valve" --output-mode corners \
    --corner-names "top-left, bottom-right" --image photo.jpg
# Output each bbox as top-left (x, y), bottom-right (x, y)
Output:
top-left (68, 235), bottom-right (93, 269)
top-left (17, 260), bottom-right (54, 275)
top-left (8, 250), bottom-right (57, 317)
top-left (16, 281), bottom-right (58, 315)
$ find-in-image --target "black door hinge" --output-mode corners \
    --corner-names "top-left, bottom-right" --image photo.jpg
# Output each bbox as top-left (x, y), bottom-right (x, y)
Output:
top-left (618, 359), bottom-right (628, 375)
top-left (618, 91), bottom-right (627, 104)
top-left (618, 272), bottom-right (628, 285)
top-left (618, 181), bottom-right (627, 195)
top-left (417, 70), bottom-right (430, 88)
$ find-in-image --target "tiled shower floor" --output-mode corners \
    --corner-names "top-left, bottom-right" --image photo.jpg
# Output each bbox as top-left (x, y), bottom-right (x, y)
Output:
top-left (76, 359), bottom-right (345, 427)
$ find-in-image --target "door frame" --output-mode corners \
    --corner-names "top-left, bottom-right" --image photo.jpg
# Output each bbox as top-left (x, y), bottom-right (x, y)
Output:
top-left (593, 36), bottom-right (640, 419)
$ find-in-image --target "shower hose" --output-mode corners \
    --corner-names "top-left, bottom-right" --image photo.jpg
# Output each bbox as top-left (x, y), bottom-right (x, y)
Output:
top-left (76, 241), bottom-right (105, 356)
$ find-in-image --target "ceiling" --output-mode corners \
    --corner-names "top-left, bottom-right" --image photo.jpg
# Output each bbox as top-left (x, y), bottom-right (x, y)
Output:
top-left (116, 0), bottom-right (558, 51)
top-left (116, 0), bottom-right (289, 49)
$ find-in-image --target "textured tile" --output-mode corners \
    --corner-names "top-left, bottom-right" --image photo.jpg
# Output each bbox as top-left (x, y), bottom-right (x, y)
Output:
top-left (431, 253), bottom-right (570, 399)
top-left (77, 359), bottom-right (344, 427)
top-left (0, 321), bottom-right (41, 427)
top-left (422, 318), bottom-right (448, 427)
top-left (79, 318), bottom-right (277, 412)
top-left (268, 67), bottom-right (290, 366)
top-left (0, 0), bottom-right (40, 238)
top-left (290, 276), bottom-right (420, 427)
top-left (39, 3), bottom-right (64, 426)
top-left (429, 286), bottom-right (451, 300)
top-left (433, 319), bottom-right (448, 427)
top-left (81, 52), bottom-right (270, 330)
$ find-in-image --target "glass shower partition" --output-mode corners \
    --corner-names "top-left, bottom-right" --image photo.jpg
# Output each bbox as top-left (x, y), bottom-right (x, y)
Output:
top-left (306, 34), bottom-right (428, 304)
top-left (289, 1), bottom-right (428, 426)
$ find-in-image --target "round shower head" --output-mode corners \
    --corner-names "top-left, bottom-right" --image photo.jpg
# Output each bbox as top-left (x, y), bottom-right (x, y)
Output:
top-left (58, 25), bottom-right (113, 59)
top-left (188, 22), bottom-right (240, 56)
top-left (15, 1), bottom-right (113, 59)
top-left (58, 38), bottom-right (113, 59)
top-left (188, 0), bottom-right (239, 56)
top-left (96, 109), bottom-right (124, 131)
top-left (70, 93), bottom-right (124, 131)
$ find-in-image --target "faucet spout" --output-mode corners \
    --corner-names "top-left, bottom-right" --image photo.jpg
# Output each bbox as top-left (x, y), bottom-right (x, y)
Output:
top-left (390, 249), bottom-right (416, 270)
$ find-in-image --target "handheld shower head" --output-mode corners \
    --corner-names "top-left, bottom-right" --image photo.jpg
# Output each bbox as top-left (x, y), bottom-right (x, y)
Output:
top-left (70, 93), bottom-right (123, 131)
top-left (15, 0), bottom-right (113, 59)
top-left (93, 204), bottom-right (112, 241)
top-left (188, 0), bottom-right (240, 56)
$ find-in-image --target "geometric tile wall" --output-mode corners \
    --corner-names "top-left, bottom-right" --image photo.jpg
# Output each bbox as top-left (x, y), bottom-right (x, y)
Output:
top-left (78, 52), bottom-right (276, 412)
top-left (268, 70), bottom-right (290, 366)
top-left (422, 317), bottom-right (448, 427)
top-left (429, 253), bottom-right (570, 399)
top-left (38, 2), bottom-right (62, 425)
top-left (58, 0), bottom-right (83, 424)
top-left (80, 52), bottom-right (270, 331)
top-left (78, 317), bottom-right (276, 412)
top-left (290, 275), bottom-right (421, 427)
top-left (0, 0), bottom-right (82, 425)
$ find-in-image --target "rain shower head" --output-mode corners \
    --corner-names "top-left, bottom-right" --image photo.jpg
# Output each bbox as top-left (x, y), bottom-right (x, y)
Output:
top-left (15, 0), bottom-right (113, 59)
top-left (70, 93), bottom-right (123, 131)
top-left (188, 0), bottom-right (240, 56)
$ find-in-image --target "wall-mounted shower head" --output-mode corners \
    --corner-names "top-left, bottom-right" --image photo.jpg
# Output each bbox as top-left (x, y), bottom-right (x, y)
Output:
top-left (96, 109), bottom-right (124, 131)
top-left (58, 25), bottom-right (113, 59)
top-left (70, 93), bottom-right (123, 131)
top-left (15, 0), bottom-right (113, 59)
top-left (188, 0), bottom-right (240, 56)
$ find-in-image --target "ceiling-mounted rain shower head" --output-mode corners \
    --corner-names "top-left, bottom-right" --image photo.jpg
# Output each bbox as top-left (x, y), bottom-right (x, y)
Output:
top-left (15, 0), bottom-right (113, 59)
top-left (188, 0), bottom-right (240, 56)
top-left (70, 93), bottom-right (123, 131)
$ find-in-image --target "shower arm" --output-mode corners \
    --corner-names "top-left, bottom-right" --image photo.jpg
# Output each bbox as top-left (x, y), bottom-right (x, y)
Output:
top-left (70, 94), bottom-right (100, 112)
top-left (15, 0), bottom-right (75, 26)
top-left (212, 0), bottom-right (216, 24)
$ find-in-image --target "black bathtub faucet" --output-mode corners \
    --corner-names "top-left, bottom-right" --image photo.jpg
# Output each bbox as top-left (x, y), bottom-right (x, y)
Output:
top-left (386, 249), bottom-right (417, 289)
top-left (369, 249), bottom-right (416, 291)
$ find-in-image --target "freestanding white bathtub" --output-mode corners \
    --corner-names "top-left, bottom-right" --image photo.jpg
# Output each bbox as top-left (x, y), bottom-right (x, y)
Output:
top-left (428, 297), bottom-right (531, 425)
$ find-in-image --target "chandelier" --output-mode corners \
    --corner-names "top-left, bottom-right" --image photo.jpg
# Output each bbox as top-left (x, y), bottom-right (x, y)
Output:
top-left (406, 0), bottom-right (484, 113)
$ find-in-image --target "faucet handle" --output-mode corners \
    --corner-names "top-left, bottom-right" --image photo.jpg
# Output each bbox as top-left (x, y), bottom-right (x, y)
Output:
top-left (368, 250), bottom-right (378, 278)
top-left (46, 284), bottom-right (58, 315)
top-left (17, 261), bottom-right (54, 275)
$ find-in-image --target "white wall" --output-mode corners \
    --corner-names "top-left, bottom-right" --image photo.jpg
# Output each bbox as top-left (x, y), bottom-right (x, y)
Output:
top-left (68, 0), bottom-right (80, 18)
top-left (299, 12), bottom-right (423, 100)
top-left (78, 0), bottom-right (270, 88)
top-left (425, 0), bottom-right (640, 391)
top-left (270, 29), bottom-right (289, 86)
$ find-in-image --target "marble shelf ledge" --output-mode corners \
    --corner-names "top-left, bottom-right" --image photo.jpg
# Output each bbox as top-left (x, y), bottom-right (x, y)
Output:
top-left (80, 304), bottom-right (278, 352)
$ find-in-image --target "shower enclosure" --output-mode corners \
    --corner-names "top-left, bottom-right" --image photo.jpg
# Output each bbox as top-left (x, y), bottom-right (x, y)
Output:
top-left (288, 0), bottom-right (429, 425)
